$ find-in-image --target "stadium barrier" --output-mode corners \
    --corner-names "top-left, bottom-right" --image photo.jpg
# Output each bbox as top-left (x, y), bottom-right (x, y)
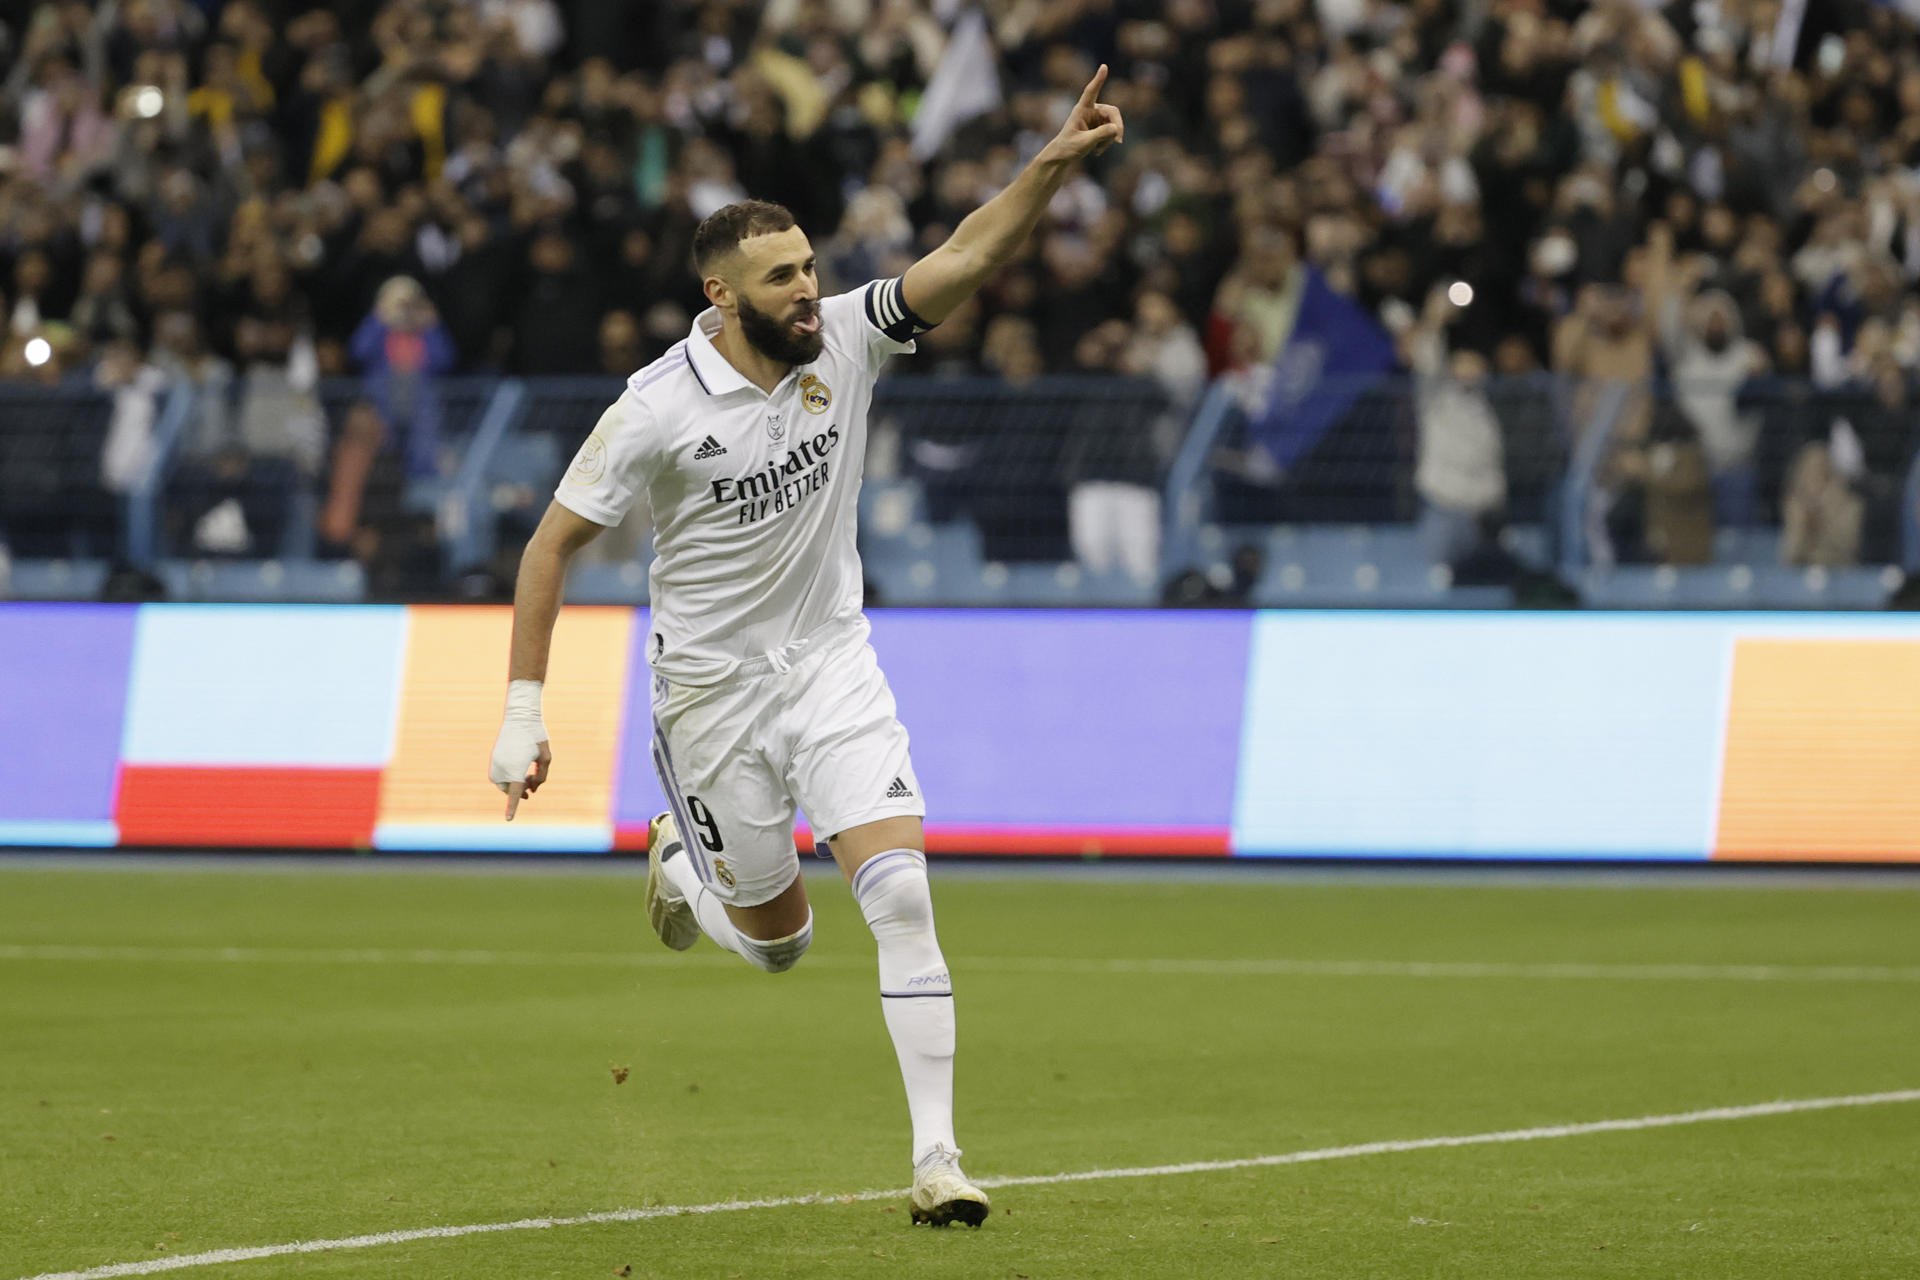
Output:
top-left (4, 602), bottom-right (1917, 863)
top-left (6, 372), bottom-right (1919, 609)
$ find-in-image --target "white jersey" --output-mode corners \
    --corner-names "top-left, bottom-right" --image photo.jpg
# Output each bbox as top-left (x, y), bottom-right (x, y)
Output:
top-left (556, 279), bottom-right (917, 685)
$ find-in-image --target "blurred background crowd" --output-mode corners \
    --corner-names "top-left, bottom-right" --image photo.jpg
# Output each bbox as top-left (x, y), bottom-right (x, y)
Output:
top-left (0, 0), bottom-right (1916, 596)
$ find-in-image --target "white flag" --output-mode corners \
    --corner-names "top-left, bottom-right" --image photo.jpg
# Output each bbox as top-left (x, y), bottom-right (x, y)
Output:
top-left (911, 8), bottom-right (1002, 162)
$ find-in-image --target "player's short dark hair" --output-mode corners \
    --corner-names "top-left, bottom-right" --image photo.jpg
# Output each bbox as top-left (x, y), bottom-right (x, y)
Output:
top-left (692, 200), bottom-right (798, 276)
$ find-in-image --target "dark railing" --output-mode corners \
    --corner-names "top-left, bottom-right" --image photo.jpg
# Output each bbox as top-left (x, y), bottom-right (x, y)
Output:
top-left (2, 371), bottom-right (1915, 609)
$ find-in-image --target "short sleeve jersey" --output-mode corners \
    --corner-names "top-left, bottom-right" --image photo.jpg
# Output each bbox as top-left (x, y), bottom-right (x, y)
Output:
top-left (555, 279), bottom-right (917, 685)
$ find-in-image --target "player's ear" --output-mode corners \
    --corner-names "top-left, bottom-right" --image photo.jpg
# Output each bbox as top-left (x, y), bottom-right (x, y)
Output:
top-left (703, 274), bottom-right (731, 311)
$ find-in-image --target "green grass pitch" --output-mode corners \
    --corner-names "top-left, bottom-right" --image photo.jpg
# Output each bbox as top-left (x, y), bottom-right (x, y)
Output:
top-left (4, 860), bottom-right (1919, 1279)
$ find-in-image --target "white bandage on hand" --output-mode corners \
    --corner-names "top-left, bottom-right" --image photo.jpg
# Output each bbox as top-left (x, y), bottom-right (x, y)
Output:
top-left (489, 679), bottom-right (548, 789)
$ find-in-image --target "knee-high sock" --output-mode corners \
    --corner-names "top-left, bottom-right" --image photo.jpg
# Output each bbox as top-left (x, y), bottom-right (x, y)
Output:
top-left (853, 849), bottom-right (956, 1163)
top-left (659, 851), bottom-right (810, 972)
top-left (660, 845), bottom-right (744, 956)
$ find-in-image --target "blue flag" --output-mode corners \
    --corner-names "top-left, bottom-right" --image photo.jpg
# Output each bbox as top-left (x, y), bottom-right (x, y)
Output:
top-left (1250, 266), bottom-right (1398, 473)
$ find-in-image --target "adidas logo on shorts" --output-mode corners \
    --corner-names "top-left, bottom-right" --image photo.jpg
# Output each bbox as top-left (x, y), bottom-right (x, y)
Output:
top-left (887, 777), bottom-right (914, 799)
top-left (692, 435), bottom-right (728, 460)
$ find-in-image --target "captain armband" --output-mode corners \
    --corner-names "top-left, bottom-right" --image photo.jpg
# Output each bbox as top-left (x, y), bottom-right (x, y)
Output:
top-left (865, 276), bottom-right (936, 343)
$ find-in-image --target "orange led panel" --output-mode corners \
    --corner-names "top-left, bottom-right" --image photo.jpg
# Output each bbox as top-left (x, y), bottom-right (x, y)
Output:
top-left (377, 606), bottom-right (632, 842)
top-left (1715, 639), bottom-right (1920, 861)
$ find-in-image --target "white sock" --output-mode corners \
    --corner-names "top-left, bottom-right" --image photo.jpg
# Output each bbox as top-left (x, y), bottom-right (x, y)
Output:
top-left (660, 845), bottom-right (810, 972)
top-left (853, 849), bottom-right (957, 1164)
top-left (659, 842), bottom-right (746, 957)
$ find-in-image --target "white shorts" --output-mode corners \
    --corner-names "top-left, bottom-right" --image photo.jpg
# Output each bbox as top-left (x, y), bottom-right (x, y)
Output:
top-left (648, 616), bottom-right (925, 907)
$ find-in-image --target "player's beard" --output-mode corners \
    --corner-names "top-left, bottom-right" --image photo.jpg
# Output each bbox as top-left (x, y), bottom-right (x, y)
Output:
top-left (737, 292), bottom-right (825, 366)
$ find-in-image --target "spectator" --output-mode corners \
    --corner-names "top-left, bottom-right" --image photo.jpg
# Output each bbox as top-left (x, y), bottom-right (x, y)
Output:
top-left (1647, 223), bottom-right (1767, 527)
top-left (1209, 230), bottom-right (1302, 372)
top-left (348, 275), bottom-right (456, 481)
top-left (1781, 441), bottom-right (1864, 568)
top-left (165, 260), bottom-right (320, 558)
top-left (20, 59), bottom-right (116, 187)
top-left (147, 167), bottom-right (220, 265)
top-left (1623, 404), bottom-right (1716, 568)
top-left (825, 188), bottom-right (915, 289)
top-left (943, 313), bottom-right (1067, 559)
top-left (598, 309), bottom-right (644, 377)
top-left (1122, 290), bottom-right (1207, 412)
top-left (147, 308), bottom-right (235, 455)
top-left (1409, 287), bottom-right (1506, 568)
top-left (909, 312), bottom-right (1038, 525)
top-left (69, 251), bottom-right (141, 353)
top-left (96, 338), bottom-right (169, 496)
top-left (434, 211), bottom-right (514, 370)
top-left (513, 226), bottom-right (602, 374)
top-left (1828, 356), bottom-right (1917, 562)
top-left (1065, 319), bottom-right (1164, 586)
top-left (9, 251), bottom-right (61, 336)
top-left (1487, 334), bottom-right (1561, 524)
top-left (1554, 280), bottom-right (1655, 444)
top-left (231, 259), bottom-right (325, 471)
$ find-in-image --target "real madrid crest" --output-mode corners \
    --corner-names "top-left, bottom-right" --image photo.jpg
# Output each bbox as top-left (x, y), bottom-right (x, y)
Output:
top-left (765, 408), bottom-right (786, 443)
top-left (799, 373), bottom-right (832, 415)
top-left (570, 433), bottom-right (607, 483)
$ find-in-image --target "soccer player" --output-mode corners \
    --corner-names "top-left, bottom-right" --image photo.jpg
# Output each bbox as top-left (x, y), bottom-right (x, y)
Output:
top-left (489, 67), bottom-right (1124, 1227)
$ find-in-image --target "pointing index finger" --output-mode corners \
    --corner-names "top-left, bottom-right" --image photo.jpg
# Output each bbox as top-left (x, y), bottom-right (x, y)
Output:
top-left (505, 781), bottom-right (524, 821)
top-left (1078, 63), bottom-right (1109, 110)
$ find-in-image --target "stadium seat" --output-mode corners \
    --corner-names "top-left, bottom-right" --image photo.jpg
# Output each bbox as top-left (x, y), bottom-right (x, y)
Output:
top-left (862, 521), bottom-right (986, 605)
top-left (5, 558), bottom-right (111, 601)
top-left (155, 559), bottom-right (366, 603)
top-left (859, 479), bottom-right (929, 538)
top-left (1499, 524), bottom-right (1551, 569)
top-left (972, 561), bottom-right (1157, 607)
top-left (1580, 564), bottom-right (1897, 610)
top-left (860, 525), bottom-right (1166, 607)
top-left (1713, 527), bottom-right (1783, 567)
top-left (566, 560), bottom-right (652, 605)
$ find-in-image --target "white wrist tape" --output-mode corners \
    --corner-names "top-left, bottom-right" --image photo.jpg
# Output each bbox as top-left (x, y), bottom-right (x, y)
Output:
top-left (504, 679), bottom-right (544, 722)
top-left (490, 680), bottom-right (548, 787)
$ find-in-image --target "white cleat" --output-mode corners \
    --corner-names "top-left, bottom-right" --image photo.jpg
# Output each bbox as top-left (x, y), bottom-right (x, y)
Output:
top-left (909, 1144), bottom-right (990, 1228)
top-left (645, 811), bottom-right (698, 952)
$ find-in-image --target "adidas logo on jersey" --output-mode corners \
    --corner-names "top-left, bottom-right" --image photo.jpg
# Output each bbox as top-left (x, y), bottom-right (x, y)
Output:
top-left (692, 435), bottom-right (728, 460)
top-left (886, 777), bottom-right (914, 799)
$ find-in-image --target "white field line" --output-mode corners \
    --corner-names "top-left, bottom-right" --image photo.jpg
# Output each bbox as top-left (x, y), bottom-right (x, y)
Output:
top-left (3, 943), bottom-right (1920, 984)
top-left (15, 1089), bottom-right (1920, 1280)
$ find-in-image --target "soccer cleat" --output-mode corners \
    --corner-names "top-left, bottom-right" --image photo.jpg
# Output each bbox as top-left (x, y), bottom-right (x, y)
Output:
top-left (644, 811), bottom-right (698, 952)
top-left (908, 1144), bottom-right (989, 1227)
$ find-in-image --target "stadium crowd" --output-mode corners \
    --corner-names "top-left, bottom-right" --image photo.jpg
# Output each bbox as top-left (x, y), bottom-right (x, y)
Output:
top-left (0, 0), bottom-right (1916, 579)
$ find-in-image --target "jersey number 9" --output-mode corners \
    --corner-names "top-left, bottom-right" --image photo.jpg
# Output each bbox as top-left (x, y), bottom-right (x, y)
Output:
top-left (685, 795), bottom-right (725, 853)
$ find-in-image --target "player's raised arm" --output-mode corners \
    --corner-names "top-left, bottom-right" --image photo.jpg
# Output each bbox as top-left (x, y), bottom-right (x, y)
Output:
top-left (489, 500), bottom-right (606, 819)
top-left (900, 63), bottom-right (1124, 326)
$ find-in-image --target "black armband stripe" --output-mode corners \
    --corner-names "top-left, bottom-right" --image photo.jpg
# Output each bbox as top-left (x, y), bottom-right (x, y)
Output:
top-left (865, 276), bottom-right (934, 343)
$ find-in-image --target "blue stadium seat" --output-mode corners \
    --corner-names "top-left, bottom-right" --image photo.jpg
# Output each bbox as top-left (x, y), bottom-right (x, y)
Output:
top-left (870, 527), bottom-right (1161, 607)
top-left (1713, 527), bottom-right (1783, 567)
top-left (864, 520), bottom-right (988, 605)
top-left (972, 561), bottom-right (1157, 607)
top-left (155, 559), bottom-right (366, 603)
top-left (1224, 523), bottom-right (1525, 607)
top-left (858, 479), bottom-right (928, 538)
top-left (1300, 526), bottom-right (1401, 588)
top-left (566, 560), bottom-right (651, 604)
top-left (6, 558), bottom-right (110, 600)
top-left (1579, 567), bottom-right (1714, 609)
top-left (1499, 524), bottom-right (1551, 568)
top-left (1580, 564), bottom-right (1897, 609)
